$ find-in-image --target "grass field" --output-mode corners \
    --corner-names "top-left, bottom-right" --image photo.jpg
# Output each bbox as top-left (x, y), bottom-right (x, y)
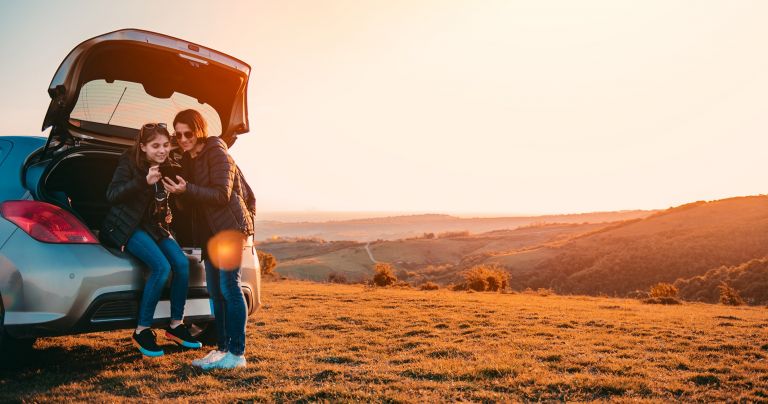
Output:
top-left (2, 280), bottom-right (767, 402)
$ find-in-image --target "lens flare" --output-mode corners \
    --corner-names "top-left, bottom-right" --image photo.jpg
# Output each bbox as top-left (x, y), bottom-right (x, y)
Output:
top-left (207, 230), bottom-right (245, 271)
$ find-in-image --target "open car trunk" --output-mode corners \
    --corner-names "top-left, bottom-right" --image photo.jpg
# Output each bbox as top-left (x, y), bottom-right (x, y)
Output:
top-left (39, 147), bottom-right (196, 248)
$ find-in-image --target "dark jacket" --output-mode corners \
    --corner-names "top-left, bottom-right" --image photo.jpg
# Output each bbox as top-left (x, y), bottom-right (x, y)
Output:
top-left (101, 151), bottom-right (174, 249)
top-left (182, 137), bottom-right (255, 237)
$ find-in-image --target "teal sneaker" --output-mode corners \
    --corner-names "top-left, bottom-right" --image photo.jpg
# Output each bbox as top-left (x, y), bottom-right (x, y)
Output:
top-left (164, 324), bottom-right (202, 349)
top-left (132, 329), bottom-right (164, 357)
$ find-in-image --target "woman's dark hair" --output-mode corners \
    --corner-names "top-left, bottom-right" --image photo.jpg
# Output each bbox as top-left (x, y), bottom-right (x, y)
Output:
top-left (133, 123), bottom-right (171, 169)
top-left (173, 109), bottom-right (208, 140)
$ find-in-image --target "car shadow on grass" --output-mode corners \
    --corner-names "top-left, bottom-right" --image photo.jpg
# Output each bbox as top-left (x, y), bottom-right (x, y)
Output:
top-left (0, 342), bottom-right (134, 399)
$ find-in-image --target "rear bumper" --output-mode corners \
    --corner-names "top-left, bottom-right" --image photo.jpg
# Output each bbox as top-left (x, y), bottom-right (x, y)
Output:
top-left (5, 288), bottom-right (216, 338)
top-left (0, 222), bottom-right (260, 338)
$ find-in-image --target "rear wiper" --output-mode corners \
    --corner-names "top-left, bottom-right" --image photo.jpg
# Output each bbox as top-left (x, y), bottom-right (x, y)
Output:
top-left (106, 86), bottom-right (127, 125)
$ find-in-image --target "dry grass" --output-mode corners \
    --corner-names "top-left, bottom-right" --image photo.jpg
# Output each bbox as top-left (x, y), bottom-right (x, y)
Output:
top-left (2, 280), bottom-right (768, 401)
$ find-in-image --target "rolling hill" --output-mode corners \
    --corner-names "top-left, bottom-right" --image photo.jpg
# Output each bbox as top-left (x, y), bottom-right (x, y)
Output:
top-left (254, 210), bottom-right (655, 242)
top-left (522, 196), bottom-right (768, 297)
top-left (261, 222), bottom-right (610, 283)
top-left (260, 195), bottom-right (768, 303)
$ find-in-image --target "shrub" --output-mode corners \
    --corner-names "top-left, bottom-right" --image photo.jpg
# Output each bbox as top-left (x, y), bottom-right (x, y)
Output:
top-left (537, 288), bottom-right (554, 297)
top-left (372, 263), bottom-right (397, 287)
top-left (642, 297), bottom-right (682, 305)
top-left (649, 282), bottom-right (678, 298)
top-left (257, 251), bottom-right (277, 276)
top-left (327, 272), bottom-right (348, 284)
top-left (627, 290), bottom-right (650, 299)
top-left (420, 281), bottom-right (440, 291)
top-left (718, 282), bottom-right (745, 306)
top-left (461, 265), bottom-right (509, 292)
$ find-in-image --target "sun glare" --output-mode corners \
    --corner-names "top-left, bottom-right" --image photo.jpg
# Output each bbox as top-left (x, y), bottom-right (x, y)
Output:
top-left (207, 230), bottom-right (246, 271)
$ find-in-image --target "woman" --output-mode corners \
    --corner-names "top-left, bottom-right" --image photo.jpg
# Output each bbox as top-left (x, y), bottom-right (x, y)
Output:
top-left (102, 122), bottom-right (202, 357)
top-left (162, 109), bottom-right (255, 370)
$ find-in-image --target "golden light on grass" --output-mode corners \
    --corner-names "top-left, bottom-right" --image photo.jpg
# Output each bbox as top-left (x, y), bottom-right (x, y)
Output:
top-left (207, 230), bottom-right (245, 270)
top-left (7, 280), bottom-right (768, 402)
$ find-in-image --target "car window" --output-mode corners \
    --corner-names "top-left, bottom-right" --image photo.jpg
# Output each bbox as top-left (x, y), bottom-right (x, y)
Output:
top-left (70, 79), bottom-right (222, 136)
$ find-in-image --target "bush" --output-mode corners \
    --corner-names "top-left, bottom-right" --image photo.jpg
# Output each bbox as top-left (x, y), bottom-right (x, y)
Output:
top-left (327, 272), bottom-right (348, 284)
top-left (420, 281), bottom-right (439, 291)
top-left (537, 288), bottom-right (554, 297)
top-left (718, 282), bottom-right (745, 306)
top-left (627, 290), bottom-right (650, 299)
top-left (461, 265), bottom-right (509, 292)
top-left (372, 263), bottom-right (397, 287)
top-left (649, 282), bottom-right (678, 298)
top-left (257, 251), bottom-right (277, 276)
top-left (642, 297), bottom-right (682, 305)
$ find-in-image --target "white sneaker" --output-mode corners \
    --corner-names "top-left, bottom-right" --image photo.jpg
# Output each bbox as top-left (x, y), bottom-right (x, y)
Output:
top-left (192, 350), bottom-right (226, 367)
top-left (201, 352), bottom-right (247, 370)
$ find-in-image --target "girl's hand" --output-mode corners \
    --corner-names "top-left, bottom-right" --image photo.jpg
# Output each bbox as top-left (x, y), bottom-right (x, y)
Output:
top-left (162, 175), bottom-right (187, 194)
top-left (146, 165), bottom-right (162, 185)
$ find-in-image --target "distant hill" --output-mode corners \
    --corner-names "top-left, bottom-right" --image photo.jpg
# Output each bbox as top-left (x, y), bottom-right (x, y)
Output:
top-left (260, 222), bottom-right (609, 283)
top-left (255, 210), bottom-right (656, 242)
top-left (258, 195), bottom-right (768, 304)
top-left (521, 196), bottom-right (768, 296)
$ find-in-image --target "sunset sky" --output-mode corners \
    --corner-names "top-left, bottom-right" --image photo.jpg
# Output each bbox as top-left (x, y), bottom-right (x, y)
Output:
top-left (1, 1), bottom-right (768, 217)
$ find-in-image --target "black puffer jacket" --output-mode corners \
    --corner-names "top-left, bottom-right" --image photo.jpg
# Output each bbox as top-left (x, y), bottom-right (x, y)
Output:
top-left (182, 137), bottom-right (254, 237)
top-left (101, 151), bottom-right (155, 249)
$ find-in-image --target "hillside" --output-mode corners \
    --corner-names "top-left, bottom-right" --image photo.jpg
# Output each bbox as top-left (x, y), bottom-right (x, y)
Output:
top-left (3, 281), bottom-right (766, 401)
top-left (255, 210), bottom-right (655, 241)
top-left (675, 257), bottom-right (768, 305)
top-left (520, 196), bottom-right (768, 296)
top-left (262, 195), bottom-right (768, 302)
top-left (263, 222), bottom-right (608, 283)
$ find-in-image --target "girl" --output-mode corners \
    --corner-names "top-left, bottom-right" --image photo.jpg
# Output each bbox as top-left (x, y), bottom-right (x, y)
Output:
top-left (102, 122), bottom-right (202, 357)
top-left (162, 109), bottom-right (254, 369)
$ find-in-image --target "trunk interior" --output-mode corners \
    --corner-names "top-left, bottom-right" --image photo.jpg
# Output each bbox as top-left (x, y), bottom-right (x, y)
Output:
top-left (40, 148), bottom-right (196, 248)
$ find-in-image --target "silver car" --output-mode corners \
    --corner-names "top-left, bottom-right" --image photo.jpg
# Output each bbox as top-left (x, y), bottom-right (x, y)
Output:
top-left (0, 29), bottom-right (260, 353)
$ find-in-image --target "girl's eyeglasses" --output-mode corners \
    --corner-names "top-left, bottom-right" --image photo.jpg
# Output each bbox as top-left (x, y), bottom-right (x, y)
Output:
top-left (142, 122), bottom-right (167, 130)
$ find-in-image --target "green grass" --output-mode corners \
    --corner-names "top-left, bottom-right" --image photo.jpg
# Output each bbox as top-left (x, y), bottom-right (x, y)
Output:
top-left (2, 280), bottom-right (767, 401)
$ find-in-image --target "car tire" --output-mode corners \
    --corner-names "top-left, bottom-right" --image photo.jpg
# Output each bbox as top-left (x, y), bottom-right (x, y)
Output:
top-left (0, 294), bottom-right (4, 353)
top-left (189, 321), bottom-right (218, 347)
top-left (0, 295), bottom-right (36, 366)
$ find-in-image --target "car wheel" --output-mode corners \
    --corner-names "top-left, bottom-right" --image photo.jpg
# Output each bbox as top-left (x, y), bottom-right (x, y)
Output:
top-left (0, 297), bottom-right (36, 366)
top-left (189, 321), bottom-right (218, 347)
top-left (0, 294), bottom-right (3, 349)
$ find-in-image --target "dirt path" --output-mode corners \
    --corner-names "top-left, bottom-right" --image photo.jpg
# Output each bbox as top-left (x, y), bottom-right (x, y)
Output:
top-left (364, 242), bottom-right (376, 263)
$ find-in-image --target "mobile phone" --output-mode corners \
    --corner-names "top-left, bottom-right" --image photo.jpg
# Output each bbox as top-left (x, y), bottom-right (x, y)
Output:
top-left (159, 164), bottom-right (181, 180)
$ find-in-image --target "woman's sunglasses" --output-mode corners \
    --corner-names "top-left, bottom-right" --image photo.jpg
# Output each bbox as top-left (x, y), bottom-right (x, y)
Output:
top-left (174, 130), bottom-right (195, 140)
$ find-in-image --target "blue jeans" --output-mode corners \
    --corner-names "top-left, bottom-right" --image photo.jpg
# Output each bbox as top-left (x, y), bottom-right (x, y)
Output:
top-left (125, 229), bottom-right (190, 327)
top-left (205, 259), bottom-right (247, 355)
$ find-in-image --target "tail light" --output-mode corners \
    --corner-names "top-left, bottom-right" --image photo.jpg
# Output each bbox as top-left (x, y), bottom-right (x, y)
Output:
top-left (0, 200), bottom-right (98, 244)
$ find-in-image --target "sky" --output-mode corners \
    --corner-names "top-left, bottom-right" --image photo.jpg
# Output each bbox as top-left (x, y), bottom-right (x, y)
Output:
top-left (1, 1), bottom-right (768, 217)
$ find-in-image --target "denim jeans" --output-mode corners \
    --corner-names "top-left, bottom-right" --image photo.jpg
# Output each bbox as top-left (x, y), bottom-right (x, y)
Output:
top-left (205, 259), bottom-right (247, 355)
top-left (125, 229), bottom-right (190, 327)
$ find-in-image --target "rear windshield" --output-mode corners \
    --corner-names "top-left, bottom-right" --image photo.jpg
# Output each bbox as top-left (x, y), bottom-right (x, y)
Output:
top-left (70, 79), bottom-right (222, 136)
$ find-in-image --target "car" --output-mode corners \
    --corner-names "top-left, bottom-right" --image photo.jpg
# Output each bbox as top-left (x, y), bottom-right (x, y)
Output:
top-left (0, 29), bottom-right (260, 354)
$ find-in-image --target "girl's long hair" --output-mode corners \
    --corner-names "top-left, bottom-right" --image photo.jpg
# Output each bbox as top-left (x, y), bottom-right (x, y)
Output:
top-left (132, 124), bottom-right (171, 169)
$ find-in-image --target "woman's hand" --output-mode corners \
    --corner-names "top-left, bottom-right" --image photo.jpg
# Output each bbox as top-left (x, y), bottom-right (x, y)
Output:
top-left (162, 175), bottom-right (187, 194)
top-left (146, 165), bottom-right (162, 185)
